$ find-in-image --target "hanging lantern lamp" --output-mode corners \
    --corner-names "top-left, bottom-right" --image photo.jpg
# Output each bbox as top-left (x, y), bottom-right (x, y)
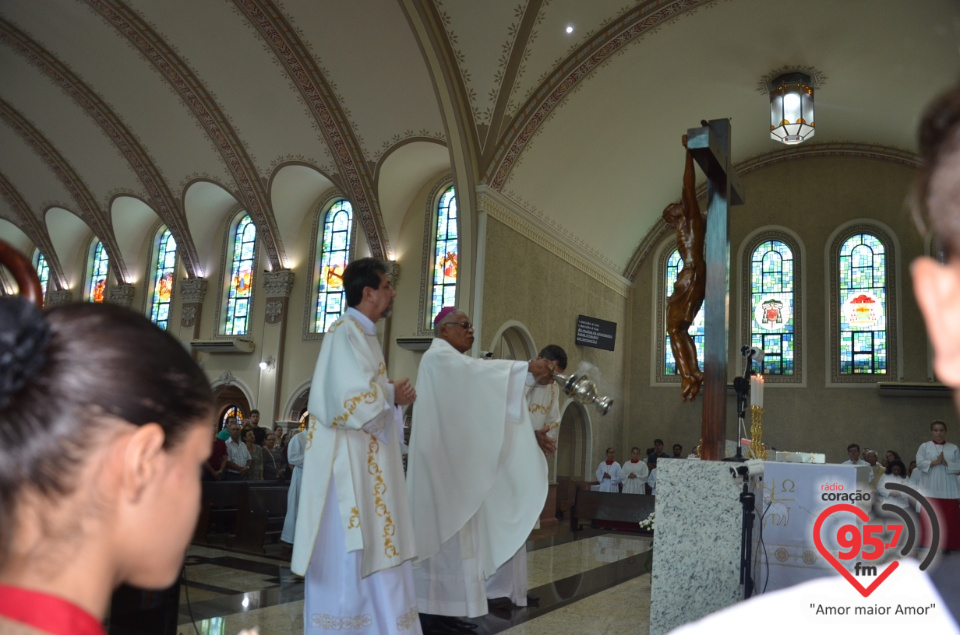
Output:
top-left (769, 72), bottom-right (814, 145)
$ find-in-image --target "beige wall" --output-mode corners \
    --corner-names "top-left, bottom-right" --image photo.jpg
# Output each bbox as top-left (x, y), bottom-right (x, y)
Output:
top-left (628, 156), bottom-right (954, 465)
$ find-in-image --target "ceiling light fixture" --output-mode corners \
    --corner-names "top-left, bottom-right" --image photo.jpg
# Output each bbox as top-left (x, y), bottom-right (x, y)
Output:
top-left (565, 25), bottom-right (574, 34)
top-left (768, 72), bottom-right (815, 145)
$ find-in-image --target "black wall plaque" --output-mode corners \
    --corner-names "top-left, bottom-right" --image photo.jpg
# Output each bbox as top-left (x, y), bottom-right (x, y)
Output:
top-left (575, 314), bottom-right (617, 351)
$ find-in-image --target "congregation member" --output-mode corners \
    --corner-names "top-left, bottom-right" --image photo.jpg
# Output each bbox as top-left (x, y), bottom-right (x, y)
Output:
top-left (224, 418), bottom-right (251, 480)
top-left (249, 409), bottom-right (261, 428)
top-left (647, 458), bottom-right (658, 496)
top-left (486, 344), bottom-right (566, 611)
top-left (647, 439), bottom-right (670, 462)
top-left (262, 430), bottom-right (285, 481)
top-left (621, 447), bottom-right (650, 495)
top-left (407, 307), bottom-right (554, 632)
top-left (291, 258), bottom-right (419, 634)
top-left (203, 428), bottom-right (230, 481)
top-left (0, 298), bottom-right (214, 635)
top-left (596, 447), bottom-right (622, 492)
top-left (915, 421), bottom-right (960, 549)
top-left (672, 444), bottom-right (683, 458)
top-left (243, 427), bottom-right (264, 481)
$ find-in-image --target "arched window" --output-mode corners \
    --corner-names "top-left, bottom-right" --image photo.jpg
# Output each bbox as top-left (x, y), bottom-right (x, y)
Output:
top-left (428, 185), bottom-right (458, 327)
top-left (224, 214), bottom-right (257, 335)
top-left (662, 248), bottom-right (705, 377)
top-left (149, 228), bottom-right (177, 330)
top-left (313, 200), bottom-right (353, 333)
top-left (87, 240), bottom-right (109, 303)
top-left (33, 249), bottom-right (50, 302)
top-left (837, 233), bottom-right (888, 375)
top-left (747, 237), bottom-right (798, 377)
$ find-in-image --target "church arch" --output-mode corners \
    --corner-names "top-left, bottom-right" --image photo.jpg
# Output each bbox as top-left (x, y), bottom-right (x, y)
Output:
top-left (487, 320), bottom-right (536, 362)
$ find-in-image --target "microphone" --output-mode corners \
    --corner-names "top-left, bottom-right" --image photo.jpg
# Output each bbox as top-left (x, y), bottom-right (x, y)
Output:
top-left (741, 346), bottom-right (765, 362)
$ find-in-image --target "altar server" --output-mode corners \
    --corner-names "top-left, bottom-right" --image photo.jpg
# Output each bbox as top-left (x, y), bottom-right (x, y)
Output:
top-left (486, 344), bottom-right (567, 610)
top-left (596, 447), bottom-right (622, 492)
top-left (291, 258), bottom-right (420, 634)
top-left (621, 447), bottom-right (650, 495)
top-left (914, 421), bottom-right (960, 549)
top-left (407, 307), bottom-right (554, 627)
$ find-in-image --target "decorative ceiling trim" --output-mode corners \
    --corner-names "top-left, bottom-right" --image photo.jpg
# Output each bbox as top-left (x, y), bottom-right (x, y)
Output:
top-left (622, 143), bottom-right (921, 282)
top-left (0, 98), bottom-right (128, 283)
top-left (0, 171), bottom-right (66, 290)
top-left (478, 186), bottom-right (630, 297)
top-left (233, 0), bottom-right (391, 260)
top-left (485, 0), bottom-right (711, 189)
top-left (85, 0), bottom-right (288, 270)
top-left (0, 18), bottom-right (203, 278)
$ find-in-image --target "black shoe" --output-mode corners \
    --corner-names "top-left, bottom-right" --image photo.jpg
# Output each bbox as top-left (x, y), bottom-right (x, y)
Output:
top-left (526, 593), bottom-right (539, 606)
top-left (419, 614), bottom-right (461, 634)
top-left (487, 597), bottom-right (513, 610)
top-left (442, 616), bottom-right (478, 631)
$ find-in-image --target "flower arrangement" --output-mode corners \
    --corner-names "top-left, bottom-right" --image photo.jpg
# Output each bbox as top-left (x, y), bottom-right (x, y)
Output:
top-left (639, 511), bottom-right (655, 532)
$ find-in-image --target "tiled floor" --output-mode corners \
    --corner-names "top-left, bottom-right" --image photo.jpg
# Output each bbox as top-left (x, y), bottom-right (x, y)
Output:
top-left (174, 526), bottom-right (654, 634)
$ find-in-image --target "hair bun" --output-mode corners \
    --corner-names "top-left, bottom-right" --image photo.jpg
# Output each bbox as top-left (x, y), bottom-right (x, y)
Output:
top-left (0, 297), bottom-right (50, 409)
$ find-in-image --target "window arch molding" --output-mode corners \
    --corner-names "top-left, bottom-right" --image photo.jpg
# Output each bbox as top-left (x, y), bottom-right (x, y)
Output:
top-left (302, 193), bottom-right (357, 341)
top-left (737, 227), bottom-right (805, 385)
top-left (214, 208), bottom-right (260, 337)
top-left (653, 236), bottom-right (706, 386)
top-left (418, 176), bottom-right (458, 335)
top-left (141, 223), bottom-right (179, 330)
top-left (827, 220), bottom-right (901, 385)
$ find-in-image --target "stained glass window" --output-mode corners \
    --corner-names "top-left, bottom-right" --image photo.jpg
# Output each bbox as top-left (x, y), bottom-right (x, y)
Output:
top-left (224, 215), bottom-right (256, 335)
top-left (430, 186), bottom-right (458, 326)
top-left (150, 229), bottom-right (177, 330)
top-left (750, 240), bottom-right (794, 375)
top-left (314, 200), bottom-right (353, 333)
top-left (88, 241), bottom-right (108, 303)
top-left (33, 249), bottom-right (49, 302)
top-left (838, 233), bottom-right (887, 374)
top-left (664, 249), bottom-right (705, 375)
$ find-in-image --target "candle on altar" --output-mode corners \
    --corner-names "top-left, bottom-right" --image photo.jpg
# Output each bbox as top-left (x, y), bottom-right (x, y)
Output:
top-left (750, 374), bottom-right (764, 408)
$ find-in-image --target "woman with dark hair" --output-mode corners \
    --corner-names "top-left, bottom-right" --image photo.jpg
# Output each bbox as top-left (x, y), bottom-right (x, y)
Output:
top-left (0, 298), bottom-right (214, 634)
top-left (243, 428), bottom-right (264, 481)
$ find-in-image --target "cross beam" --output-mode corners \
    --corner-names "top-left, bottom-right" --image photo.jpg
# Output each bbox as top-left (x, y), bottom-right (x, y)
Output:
top-left (685, 119), bottom-right (744, 461)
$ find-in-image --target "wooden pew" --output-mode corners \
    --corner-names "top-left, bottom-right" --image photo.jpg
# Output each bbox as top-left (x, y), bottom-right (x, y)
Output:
top-left (229, 485), bottom-right (289, 554)
top-left (193, 480), bottom-right (248, 543)
top-left (569, 487), bottom-right (656, 532)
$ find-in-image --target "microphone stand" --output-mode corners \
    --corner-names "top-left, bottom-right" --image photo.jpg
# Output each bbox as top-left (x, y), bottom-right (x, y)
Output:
top-left (727, 350), bottom-right (754, 463)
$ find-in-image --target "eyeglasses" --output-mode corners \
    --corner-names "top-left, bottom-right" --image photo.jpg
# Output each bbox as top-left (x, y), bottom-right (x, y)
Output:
top-left (446, 321), bottom-right (473, 330)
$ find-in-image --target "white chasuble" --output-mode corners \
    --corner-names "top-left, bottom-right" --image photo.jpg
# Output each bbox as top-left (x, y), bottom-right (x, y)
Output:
top-left (408, 338), bottom-right (548, 586)
top-left (526, 381), bottom-right (561, 439)
top-left (621, 460), bottom-right (649, 495)
top-left (292, 309), bottom-right (416, 580)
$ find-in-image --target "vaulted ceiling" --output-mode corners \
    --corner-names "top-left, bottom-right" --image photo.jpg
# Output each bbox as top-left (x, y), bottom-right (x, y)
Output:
top-left (1, 0), bottom-right (958, 289)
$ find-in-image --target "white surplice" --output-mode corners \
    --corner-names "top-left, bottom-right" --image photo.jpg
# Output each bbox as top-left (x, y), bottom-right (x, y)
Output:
top-left (407, 338), bottom-right (547, 618)
top-left (916, 441), bottom-right (960, 499)
top-left (280, 430), bottom-right (304, 543)
top-left (484, 377), bottom-right (561, 606)
top-left (620, 460), bottom-right (649, 495)
top-left (292, 308), bottom-right (420, 634)
top-left (596, 461), bottom-right (622, 492)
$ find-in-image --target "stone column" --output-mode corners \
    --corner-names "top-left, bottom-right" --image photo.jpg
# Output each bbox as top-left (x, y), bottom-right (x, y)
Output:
top-left (260, 269), bottom-right (294, 424)
top-left (107, 283), bottom-right (135, 308)
top-left (179, 278), bottom-right (208, 344)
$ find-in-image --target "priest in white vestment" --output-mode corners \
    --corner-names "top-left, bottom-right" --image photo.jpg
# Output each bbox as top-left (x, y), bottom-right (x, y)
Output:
top-left (486, 344), bottom-right (567, 610)
top-left (407, 308), bottom-right (555, 625)
top-left (279, 430), bottom-right (304, 544)
top-left (596, 447), bottom-right (622, 492)
top-left (621, 447), bottom-right (650, 495)
top-left (291, 258), bottom-right (421, 634)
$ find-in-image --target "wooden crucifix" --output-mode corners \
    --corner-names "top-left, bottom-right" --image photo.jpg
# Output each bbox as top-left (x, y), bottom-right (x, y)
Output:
top-left (687, 119), bottom-right (744, 461)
